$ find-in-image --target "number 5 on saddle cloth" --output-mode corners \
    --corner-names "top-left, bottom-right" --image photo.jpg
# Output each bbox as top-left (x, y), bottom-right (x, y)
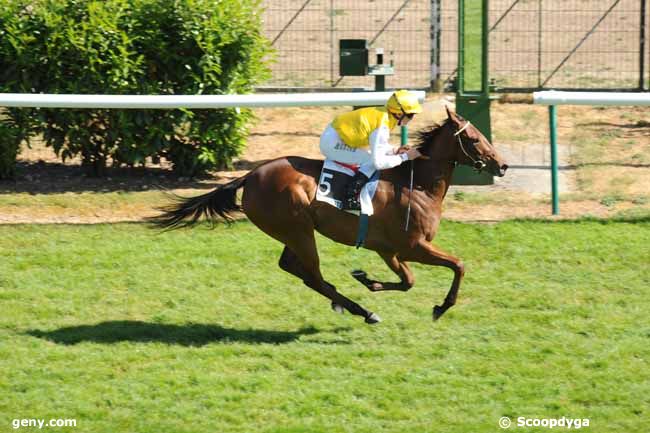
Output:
top-left (316, 159), bottom-right (380, 248)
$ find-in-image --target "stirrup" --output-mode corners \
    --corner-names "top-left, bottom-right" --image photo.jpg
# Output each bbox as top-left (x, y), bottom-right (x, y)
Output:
top-left (342, 172), bottom-right (368, 211)
top-left (343, 195), bottom-right (361, 211)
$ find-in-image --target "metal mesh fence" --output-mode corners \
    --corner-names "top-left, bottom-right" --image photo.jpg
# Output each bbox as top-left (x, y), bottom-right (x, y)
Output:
top-left (262, 0), bottom-right (432, 89)
top-left (487, 0), bottom-right (649, 91)
top-left (263, 0), bottom-right (650, 91)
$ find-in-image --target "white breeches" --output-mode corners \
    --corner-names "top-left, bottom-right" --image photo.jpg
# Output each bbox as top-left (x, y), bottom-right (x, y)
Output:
top-left (319, 124), bottom-right (373, 166)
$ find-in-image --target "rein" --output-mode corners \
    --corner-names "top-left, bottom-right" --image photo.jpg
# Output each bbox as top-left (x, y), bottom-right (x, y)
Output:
top-left (403, 119), bottom-right (485, 231)
top-left (404, 158), bottom-right (414, 231)
top-left (454, 120), bottom-right (486, 171)
top-left (401, 113), bottom-right (415, 232)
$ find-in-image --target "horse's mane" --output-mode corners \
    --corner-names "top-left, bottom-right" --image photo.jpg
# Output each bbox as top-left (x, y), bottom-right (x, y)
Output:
top-left (415, 119), bottom-right (451, 152)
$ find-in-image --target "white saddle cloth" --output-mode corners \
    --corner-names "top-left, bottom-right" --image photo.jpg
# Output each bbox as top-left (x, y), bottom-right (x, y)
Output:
top-left (315, 159), bottom-right (379, 216)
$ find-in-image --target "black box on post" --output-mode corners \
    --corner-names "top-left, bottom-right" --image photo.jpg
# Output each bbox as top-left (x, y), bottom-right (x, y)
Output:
top-left (339, 39), bottom-right (369, 76)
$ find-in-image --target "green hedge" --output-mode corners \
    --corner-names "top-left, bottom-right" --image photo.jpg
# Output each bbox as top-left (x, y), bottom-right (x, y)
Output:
top-left (0, 0), bottom-right (272, 178)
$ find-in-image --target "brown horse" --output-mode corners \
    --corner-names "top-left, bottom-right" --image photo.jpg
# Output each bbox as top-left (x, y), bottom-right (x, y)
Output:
top-left (152, 108), bottom-right (508, 324)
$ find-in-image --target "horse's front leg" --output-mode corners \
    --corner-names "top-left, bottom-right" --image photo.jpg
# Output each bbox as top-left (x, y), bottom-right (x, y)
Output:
top-left (401, 240), bottom-right (464, 320)
top-left (352, 252), bottom-right (415, 292)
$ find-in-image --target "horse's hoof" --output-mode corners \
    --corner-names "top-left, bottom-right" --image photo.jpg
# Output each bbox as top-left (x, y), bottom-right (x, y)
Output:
top-left (365, 312), bottom-right (382, 324)
top-left (331, 302), bottom-right (345, 314)
top-left (351, 270), bottom-right (367, 278)
top-left (433, 305), bottom-right (445, 321)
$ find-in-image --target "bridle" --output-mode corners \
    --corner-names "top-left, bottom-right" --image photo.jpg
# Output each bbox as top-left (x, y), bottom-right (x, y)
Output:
top-left (405, 119), bottom-right (484, 231)
top-left (454, 120), bottom-right (486, 172)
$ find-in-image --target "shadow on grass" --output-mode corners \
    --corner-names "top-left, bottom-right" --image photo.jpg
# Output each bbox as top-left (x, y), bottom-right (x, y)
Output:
top-left (26, 320), bottom-right (323, 346)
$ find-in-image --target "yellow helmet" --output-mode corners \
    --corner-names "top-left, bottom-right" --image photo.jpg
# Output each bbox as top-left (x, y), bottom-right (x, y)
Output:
top-left (386, 90), bottom-right (423, 115)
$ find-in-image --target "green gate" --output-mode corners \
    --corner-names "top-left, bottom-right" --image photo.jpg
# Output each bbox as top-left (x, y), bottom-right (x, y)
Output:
top-left (453, 0), bottom-right (494, 185)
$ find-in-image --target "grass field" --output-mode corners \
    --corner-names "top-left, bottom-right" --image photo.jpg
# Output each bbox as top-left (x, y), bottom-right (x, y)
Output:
top-left (1, 219), bottom-right (648, 432)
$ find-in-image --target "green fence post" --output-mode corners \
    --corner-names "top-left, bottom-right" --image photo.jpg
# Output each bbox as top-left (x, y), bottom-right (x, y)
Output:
top-left (549, 105), bottom-right (559, 215)
top-left (453, 0), bottom-right (493, 185)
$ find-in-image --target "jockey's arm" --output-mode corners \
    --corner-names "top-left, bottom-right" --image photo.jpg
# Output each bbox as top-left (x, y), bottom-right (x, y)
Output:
top-left (369, 126), bottom-right (408, 170)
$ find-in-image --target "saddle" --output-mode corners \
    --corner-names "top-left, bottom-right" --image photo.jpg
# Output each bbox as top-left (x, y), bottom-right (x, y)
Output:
top-left (315, 160), bottom-right (378, 215)
top-left (316, 160), bottom-right (379, 248)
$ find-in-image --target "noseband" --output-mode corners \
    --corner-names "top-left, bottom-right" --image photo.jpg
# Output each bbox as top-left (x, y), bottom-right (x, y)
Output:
top-left (454, 121), bottom-right (486, 172)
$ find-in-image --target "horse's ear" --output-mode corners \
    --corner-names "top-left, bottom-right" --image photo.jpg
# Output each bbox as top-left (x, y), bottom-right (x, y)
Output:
top-left (445, 106), bottom-right (461, 124)
top-left (445, 106), bottom-right (464, 126)
top-left (445, 105), bottom-right (454, 120)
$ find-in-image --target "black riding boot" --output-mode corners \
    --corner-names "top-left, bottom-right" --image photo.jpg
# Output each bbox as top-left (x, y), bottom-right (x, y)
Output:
top-left (343, 171), bottom-right (369, 211)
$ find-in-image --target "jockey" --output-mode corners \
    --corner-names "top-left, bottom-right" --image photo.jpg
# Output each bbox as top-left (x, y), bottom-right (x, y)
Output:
top-left (319, 89), bottom-right (423, 210)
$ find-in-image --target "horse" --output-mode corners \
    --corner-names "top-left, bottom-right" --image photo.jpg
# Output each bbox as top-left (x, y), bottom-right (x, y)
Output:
top-left (151, 107), bottom-right (508, 324)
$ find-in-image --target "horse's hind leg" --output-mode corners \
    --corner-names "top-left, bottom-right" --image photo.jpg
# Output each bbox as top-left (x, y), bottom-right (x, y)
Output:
top-left (352, 252), bottom-right (415, 292)
top-left (280, 235), bottom-right (380, 324)
top-left (279, 246), bottom-right (344, 314)
top-left (244, 179), bottom-right (378, 324)
top-left (279, 246), bottom-right (307, 281)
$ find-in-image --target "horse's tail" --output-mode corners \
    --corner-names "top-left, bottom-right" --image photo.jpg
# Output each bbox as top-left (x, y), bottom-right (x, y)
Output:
top-left (150, 175), bottom-right (248, 230)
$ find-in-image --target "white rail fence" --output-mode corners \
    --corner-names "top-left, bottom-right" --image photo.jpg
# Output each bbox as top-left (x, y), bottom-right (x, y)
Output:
top-left (533, 91), bottom-right (650, 215)
top-left (0, 91), bottom-right (425, 109)
top-left (533, 91), bottom-right (650, 107)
